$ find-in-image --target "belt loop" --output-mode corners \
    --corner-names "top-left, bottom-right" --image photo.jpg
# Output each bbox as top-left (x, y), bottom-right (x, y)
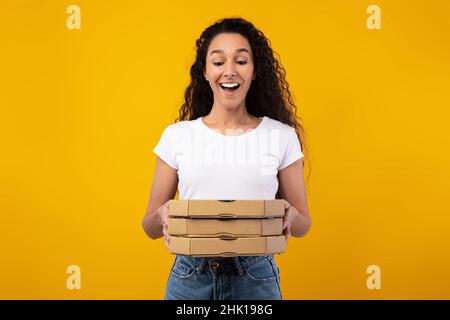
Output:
top-left (196, 258), bottom-right (207, 275)
top-left (232, 257), bottom-right (244, 276)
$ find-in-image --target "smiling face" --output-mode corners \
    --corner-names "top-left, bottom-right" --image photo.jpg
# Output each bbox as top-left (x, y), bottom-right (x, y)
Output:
top-left (204, 32), bottom-right (256, 110)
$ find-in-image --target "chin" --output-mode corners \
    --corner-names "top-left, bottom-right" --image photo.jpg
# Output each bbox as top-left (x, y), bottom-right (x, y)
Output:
top-left (223, 101), bottom-right (243, 109)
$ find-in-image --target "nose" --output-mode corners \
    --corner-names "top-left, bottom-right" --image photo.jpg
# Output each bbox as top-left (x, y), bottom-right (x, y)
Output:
top-left (224, 61), bottom-right (237, 78)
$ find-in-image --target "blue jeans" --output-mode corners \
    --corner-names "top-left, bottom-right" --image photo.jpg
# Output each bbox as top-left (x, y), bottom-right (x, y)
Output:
top-left (164, 255), bottom-right (282, 300)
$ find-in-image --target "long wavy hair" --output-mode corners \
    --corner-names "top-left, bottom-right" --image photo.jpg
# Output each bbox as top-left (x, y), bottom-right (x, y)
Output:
top-left (175, 17), bottom-right (311, 190)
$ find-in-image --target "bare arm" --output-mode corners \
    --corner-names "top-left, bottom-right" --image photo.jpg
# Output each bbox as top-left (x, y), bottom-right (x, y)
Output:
top-left (277, 159), bottom-right (312, 238)
top-left (142, 156), bottom-right (178, 240)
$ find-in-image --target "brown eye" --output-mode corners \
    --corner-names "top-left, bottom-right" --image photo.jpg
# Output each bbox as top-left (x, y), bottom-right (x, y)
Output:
top-left (213, 62), bottom-right (223, 66)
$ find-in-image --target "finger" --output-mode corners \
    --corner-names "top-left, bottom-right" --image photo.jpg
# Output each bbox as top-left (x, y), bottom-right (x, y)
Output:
top-left (164, 235), bottom-right (170, 249)
top-left (282, 212), bottom-right (292, 230)
top-left (285, 234), bottom-right (290, 247)
top-left (283, 199), bottom-right (291, 209)
top-left (283, 222), bottom-right (291, 236)
top-left (282, 223), bottom-right (290, 236)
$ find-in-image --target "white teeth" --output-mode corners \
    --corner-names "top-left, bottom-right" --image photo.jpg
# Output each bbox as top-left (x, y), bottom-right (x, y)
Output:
top-left (220, 83), bottom-right (239, 88)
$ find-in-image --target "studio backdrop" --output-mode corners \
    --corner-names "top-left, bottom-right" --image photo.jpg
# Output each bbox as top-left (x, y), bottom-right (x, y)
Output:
top-left (1, 0), bottom-right (449, 299)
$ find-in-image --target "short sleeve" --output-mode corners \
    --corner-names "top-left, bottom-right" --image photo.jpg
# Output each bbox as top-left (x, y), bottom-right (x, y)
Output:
top-left (153, 125), bottom-right (178, 170)
top-left (278, 129), bottom-right (304, 170)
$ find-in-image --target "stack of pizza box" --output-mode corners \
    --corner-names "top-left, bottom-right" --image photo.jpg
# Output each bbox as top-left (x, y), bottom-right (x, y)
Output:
top-left (167, 199), bottom-right (286, 257)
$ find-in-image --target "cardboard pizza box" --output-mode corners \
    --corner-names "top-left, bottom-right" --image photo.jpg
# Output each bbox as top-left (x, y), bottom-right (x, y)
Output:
top-left (169, 235), bottom-right (286, 257)
top-left (168, 200), bottom-right (285, 218)
top-left (168, 217), bottom-right (283, 238)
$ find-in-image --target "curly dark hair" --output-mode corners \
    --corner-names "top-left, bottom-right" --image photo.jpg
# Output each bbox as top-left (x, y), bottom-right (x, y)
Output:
top-left (175, 17), bottom-right (311, 189)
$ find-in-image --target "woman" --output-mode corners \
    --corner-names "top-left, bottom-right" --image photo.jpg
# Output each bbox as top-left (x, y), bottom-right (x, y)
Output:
top-left (142, 17), bottom-right (311, 300)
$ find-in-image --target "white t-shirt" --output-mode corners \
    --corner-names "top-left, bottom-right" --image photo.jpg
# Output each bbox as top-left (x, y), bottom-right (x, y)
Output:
top-left (153, 116), bottom-right (303, 200)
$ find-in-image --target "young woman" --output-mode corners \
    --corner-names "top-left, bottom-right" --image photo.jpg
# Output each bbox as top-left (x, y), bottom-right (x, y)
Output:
top-left (142, 17), bottom-right (311, 300)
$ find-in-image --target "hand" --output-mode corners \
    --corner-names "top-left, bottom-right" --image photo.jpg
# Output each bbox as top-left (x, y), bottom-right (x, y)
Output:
top-left (157, 200), bottom-right (171, 250)
top-left (282, 199), bottom-right (298, 245)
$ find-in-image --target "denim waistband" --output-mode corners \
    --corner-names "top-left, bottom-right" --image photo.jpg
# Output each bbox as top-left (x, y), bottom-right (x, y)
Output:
top-left (176, 255), bottom-right (274, 276)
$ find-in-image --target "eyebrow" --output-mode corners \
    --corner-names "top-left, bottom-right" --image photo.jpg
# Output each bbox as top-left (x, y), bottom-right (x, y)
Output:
top-left (209, 48), bottom-right (250, 56)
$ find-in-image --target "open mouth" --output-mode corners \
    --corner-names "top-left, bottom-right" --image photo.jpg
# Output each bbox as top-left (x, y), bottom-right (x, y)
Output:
top-left (219, 83), bottom-right (240, 92)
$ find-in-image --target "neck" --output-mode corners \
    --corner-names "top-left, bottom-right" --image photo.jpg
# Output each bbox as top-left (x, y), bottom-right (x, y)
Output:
top-left (205, 102), bottom-right (250, 125)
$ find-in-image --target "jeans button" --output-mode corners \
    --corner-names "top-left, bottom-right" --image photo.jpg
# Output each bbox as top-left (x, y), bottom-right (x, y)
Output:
top-left (211, 261), bottom-right (220, 269)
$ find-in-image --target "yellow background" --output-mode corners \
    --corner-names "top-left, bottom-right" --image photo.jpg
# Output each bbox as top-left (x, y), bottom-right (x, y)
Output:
top-left (1, 0), bottom-right (449, 299)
